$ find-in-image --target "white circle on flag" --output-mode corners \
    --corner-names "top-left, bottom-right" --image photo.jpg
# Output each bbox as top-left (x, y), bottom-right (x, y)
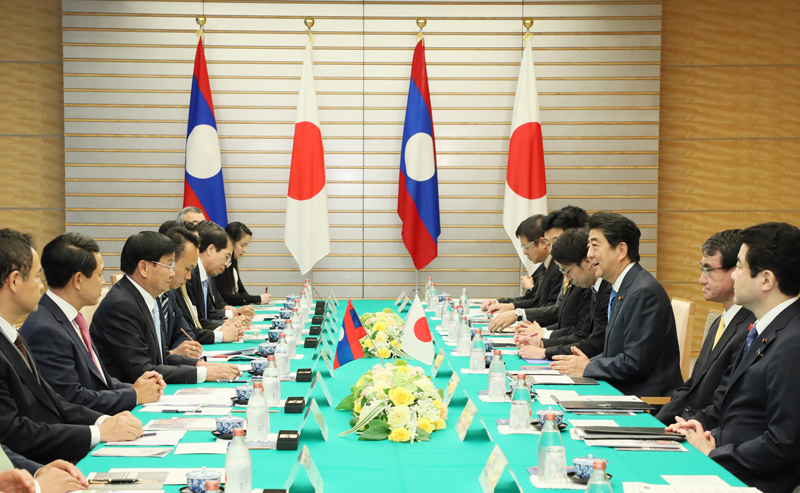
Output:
top-left (404, 132), bottom-right (435, 181)
top-left (185, 125), bottom-right (222, 179)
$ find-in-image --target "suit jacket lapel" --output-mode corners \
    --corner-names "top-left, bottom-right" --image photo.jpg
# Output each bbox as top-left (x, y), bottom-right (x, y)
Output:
top-left (191, 267), bottom-right (207, 318)
top-left (692, 315), bottom-right (722, 380)
top-left (120, 277), bottom-right (161, 364)
top-left (602, 263), bottom-right (642, 357)
top-left (0, 336), bottom-right (60, 416)
top-left (40, 296), bottom-right (109, 387)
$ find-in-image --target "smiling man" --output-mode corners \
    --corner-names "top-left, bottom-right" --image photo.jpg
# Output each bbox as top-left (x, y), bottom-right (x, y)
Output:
top-left (549, 211), bottom-right (682, 397)
top-left (656, 230), bottom-right (755, 427)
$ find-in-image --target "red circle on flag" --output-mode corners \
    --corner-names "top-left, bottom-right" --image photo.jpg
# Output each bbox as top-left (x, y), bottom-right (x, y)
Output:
top-left (506, 121), bottom-right (547, 200)
top-left (287, 121), bottom-right (326, 201)
top-left (414, 318), bottom-right (432, 343)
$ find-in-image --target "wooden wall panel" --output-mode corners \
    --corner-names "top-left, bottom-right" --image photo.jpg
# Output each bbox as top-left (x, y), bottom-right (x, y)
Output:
top-left (0, 137), bottom-right (66, 208)
top-left (658, 0), bottom-right (799, 357)
top-left (0, 63), bottom-right (64, 136)
top-left (7, 0), bottom-right (64, 62)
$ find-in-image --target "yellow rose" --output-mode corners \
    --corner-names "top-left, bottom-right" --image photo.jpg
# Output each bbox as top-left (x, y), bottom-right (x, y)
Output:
top-left (386, 318), bottom-right (396, 326)
top-left (435, 418), bottom-right (447, 430)
top-left (417, 418), bottom-right (434, 434)
top-left (434, 399), bottom-right (444, 409)
top-left (353, 400), bottom-right (362, 414)
top-left (373, 322), bottom-right (387, 332)
top-left (388, 387), bottom-right (415, 406)
top-left (375, 331), bottom-right (388, 343)
top-left (376, 313), bottom-right (387, 319)
top-left (394, 365), bottom-right (409, 374)
top-left (388, 427), bottom-right (410, 442)
top-left (391, 339), bottom-right (398, 348)
top-left (378, 348), bottom-right (392, 359)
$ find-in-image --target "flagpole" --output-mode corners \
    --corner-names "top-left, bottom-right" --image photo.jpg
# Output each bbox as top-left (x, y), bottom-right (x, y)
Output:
top-left (414, 268), bottom-right (419, 297)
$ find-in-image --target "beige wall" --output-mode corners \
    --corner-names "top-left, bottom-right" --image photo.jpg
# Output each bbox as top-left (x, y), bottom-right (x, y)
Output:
top-left (0, 0), bottom-right (65, 249)
top-left (657, 0), bottom-right (800, 356)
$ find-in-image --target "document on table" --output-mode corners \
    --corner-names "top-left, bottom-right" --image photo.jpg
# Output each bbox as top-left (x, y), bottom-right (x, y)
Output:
top-left (105, 431), bottom-right (186, 447)
top-left (174, 388), bottom-right (236, 397)
top-left (183, 408), bottom-right (232, 416)
top-left (107, 469), bottom-right (226, 486)
top-left (143, 418), bottom-right (218, 431)
top-left (569, 419), bottom-right (618, 428)
top-left (174, 442), bottom-right (229, 455)
top-left (90, 448), bottom-right (173, 458)
top-left (509, 368), bottom-right (559, 375)
top-left (86, 471), bottom-right (170, 490)
top-left (567, 395), bottom-right (643, 402)
top-left (622, 483), bottom-right (759, 493)
top-left (150, 394), bottom-right (234, 406)
top-left (535, 389), bottom-right (578, 405)
top-left (529, 375), bottom-right (574, 384)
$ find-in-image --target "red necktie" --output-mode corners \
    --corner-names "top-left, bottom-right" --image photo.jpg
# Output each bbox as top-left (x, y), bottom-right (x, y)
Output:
top-left (13, 335), bottom-right (30, 368)
top-left (75, 313), bottom-right (106, 382)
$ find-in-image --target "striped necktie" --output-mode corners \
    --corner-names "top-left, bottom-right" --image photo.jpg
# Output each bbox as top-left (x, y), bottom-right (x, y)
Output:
top-left (743, 323), bottom-right (758, 354)
top-left (561, 276), bottom-right (569, 295)
top-left (158, 293), bottom-right (170, 327)
top-left (181, 285), bottom-right (202, 328)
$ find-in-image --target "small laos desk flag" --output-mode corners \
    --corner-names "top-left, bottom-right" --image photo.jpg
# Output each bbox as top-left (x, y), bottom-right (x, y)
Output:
top-left (284, 36), bottom-right (331, 275)
top-left (400, 294), bottom-right (434, 365)
top-left (397, 37), bottom-right (440, 270)
top-left (183, 37), bottom-right (228, 226)
top-left (503, 35), bottom-right (548, 275)
top-left (333, 300), bottom-right (367, 369)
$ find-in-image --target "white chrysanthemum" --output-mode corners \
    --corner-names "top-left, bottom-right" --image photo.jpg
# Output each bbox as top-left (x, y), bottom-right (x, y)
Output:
top-left (387, 405), bottom-right (411, 428)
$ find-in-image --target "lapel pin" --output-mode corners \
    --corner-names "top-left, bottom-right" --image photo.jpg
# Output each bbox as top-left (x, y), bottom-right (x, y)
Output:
top-left (762, 337), bottom-right (768, 344)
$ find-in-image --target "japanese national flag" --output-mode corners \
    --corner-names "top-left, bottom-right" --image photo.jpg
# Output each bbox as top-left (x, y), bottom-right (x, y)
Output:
top-left (400, 294), bottom-right (434, 365)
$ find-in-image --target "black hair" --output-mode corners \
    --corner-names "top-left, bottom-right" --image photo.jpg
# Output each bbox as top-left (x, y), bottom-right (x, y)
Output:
top-left (515, 214), bottom-right (545, 242)
top-left (159, 219), bottom-right (197, 236)
top-left (550, 227), bottom-right (591, 267)
top-left (739, 222), bottom-right (800, 297)
top-left (701, 229), bottom-right (742, 270)
top-left (41, 233), bottom-right (100, 289)
top-left (587, 211), bottom-right (641, 263)
top-left (195, 220), bottom-right (232, 254)
top-left (165, 227), bottom-right (200, 259)
top-left (541, 205), bottom-right (589, 233)
top-left (0, 229), bottom-right (35, 289)
top-left (225, 222), bottom-right (253, 243)
top-left (120, 231), bottom-right (178, 276)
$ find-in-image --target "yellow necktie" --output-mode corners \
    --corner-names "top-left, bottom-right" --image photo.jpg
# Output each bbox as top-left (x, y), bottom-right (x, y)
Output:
top-left (562, 276), bottom-right (569, 295)
top-left (180, 285), bottom-right (202, 328)
top-left (711, 316), bottom-right (725, 350)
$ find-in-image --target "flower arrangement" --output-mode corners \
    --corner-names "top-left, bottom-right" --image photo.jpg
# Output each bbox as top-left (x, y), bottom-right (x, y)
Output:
top-left (359, 308), bottom-right (405, 359)
top-left (336, 360), bottom-right (447, 442)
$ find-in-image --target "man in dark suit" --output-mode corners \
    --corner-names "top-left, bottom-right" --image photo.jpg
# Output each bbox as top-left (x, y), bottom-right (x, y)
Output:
top-left (669, 222), bottom-right (800, 493)
top-left (159, 224), bottom-right (243, 349)
top-left (91, 231), bottom-right (240, 385)
top-left (2, 443), bottom-right (89, 492)
top-left (550, 212), bottom-right (683, 397)
top-left (516, 227), bottom-right (612, 360)
top-left (657, 230), bottom-right (754, 426)
top-left (19, 233), bottom-right (165, 415)
top-left (0, 229), bottom-right (141, 465)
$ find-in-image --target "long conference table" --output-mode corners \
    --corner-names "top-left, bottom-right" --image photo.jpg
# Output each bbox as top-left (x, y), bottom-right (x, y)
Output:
top-left (77, 299), bottom-right (746, 492)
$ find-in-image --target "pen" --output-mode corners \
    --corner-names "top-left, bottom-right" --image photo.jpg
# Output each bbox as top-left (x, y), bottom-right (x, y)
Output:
top-left (141, 432), bottom-right (157, 437)
top-left (160, 410), bottom-right (184, 413)
top-left (90, 479), bottom-right (140, 485)
top-left (216, 379), bottom-right (249, 383)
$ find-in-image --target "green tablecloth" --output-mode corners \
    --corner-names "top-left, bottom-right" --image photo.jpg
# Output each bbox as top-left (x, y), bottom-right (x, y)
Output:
top-left (77, 299), bottom-right (744, 492)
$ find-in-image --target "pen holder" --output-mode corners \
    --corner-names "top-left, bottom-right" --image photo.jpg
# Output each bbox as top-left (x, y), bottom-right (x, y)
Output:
top-left (308, 326), bottom-right (322, 336)
top-left (284, 396), bottom-right (306, 413)
top-left (276, 430), bottom-right (299, 450)
top-left (304, 337), bottom-right (319, 348)
top-left (296, 368), bottom-right (313, 382)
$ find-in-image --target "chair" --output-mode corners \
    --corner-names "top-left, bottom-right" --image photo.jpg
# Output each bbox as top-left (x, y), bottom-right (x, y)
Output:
top-left (702, 309), bottom-right (724, 342)
top-left (671, 297), bottom-right (696, 381)
top-left (80, 286), bottom-right (108, 326)
top-left (110, 272), bottom-right (124, 285)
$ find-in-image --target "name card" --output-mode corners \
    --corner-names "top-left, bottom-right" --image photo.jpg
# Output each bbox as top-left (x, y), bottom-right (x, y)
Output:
top-left (431, 347), bottom-right (448, 379)
top-left (303, 371), bottom-right (333, 407)
top-left (395, 291), bottom-right (407, 306)
top-left (298, 398), bottom-right (328, 441)
top-left (283, 445), bottom-right (323, 493)
top-left (443, 373), bottom-right (461, 407)
top-left (455, 393), bottom-right (493, 442)
top-left (478, 445), bottom-right (522, 493)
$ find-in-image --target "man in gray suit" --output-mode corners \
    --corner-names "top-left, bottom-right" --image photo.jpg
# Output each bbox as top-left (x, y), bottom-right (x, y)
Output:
top-left (669, 222), bottom-right (800, 493)
top-left (657, 230), bottom-right (754, 426)
top-left (549, 211), bottom-right (683, 397)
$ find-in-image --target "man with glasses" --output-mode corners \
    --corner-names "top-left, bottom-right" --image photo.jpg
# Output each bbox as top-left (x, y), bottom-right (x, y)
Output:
top-left (656, 230), bottom-right (755, 427)
top-left (91, 231), bottom-right (240, 384)
top-left (515, 227), bottom-right (612, 360)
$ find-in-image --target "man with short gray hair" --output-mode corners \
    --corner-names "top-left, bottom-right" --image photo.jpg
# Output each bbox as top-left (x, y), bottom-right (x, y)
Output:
top-left (178, 206), bottom-right (205, 224)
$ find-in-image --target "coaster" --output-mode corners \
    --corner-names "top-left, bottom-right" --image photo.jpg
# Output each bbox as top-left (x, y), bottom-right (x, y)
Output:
top-left (211, 430), bottom-right (232, 440)
top-left (567, 472), bottom-right (611, 485)
top-left (532, 422), bottom-right (569, 431)
top-left (246, 369), bottom-right (263, 376)
top-left (230, 397), bottom-right (249, 406)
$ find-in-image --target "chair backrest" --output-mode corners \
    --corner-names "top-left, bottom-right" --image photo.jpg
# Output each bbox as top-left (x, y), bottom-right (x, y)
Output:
top-left (702, 309), bottom-right (724, 341)
top-left (671, 297), bottom-right (696, 381)
top-left (110, 272), bottom-right (124, 285)
top-left (80, 286), bottom-right (109, 326)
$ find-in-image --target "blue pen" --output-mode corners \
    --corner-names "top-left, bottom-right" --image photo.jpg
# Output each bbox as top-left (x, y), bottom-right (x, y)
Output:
top-left (216, 379), bottom-right (248, 383)
top-left (141, 432), bottom-right (157, 437)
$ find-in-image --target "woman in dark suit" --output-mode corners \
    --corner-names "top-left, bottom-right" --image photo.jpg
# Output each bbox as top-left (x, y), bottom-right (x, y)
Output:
top-left (216, 222), bottom-right (271, 306)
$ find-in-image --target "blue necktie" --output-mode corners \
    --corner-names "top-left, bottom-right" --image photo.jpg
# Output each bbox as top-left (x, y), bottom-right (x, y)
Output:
top-left (201, 279), bottom-right (209, 319)
top-left (743, 323), bottom-right (758, 354)
top-left (151, 303), bottom-right (164, 364)
top-left (607, 289), bottom-right (618, 321)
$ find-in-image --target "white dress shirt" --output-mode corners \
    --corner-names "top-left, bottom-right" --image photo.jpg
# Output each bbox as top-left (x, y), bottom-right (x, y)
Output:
top-left (0, 316), bottom-right (106, 448)
top-left (198, 259), bottom-right (233, 337)
top-left (611, 261), bottom-right (637, 293)
top-left (753, 297), bottom-right (798, 335)
top-left (46, 290), bottom-right (107, 384)
top-left (716, 304), bottom-right (743, 339)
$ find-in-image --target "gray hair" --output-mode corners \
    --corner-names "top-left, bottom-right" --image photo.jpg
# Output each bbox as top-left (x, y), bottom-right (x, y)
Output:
top-left (178, 206), bottom-right (204, 220)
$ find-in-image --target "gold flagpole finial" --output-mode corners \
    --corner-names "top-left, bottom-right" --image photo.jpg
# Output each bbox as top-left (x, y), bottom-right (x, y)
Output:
top-left (304, 17), bottom-right (315, 45)
top-left (416, 18), bottom-right (426, 42)
top-left (523, 18), bottom-right (533, 42)
top-left (196, 15), bottom-right (206, 39)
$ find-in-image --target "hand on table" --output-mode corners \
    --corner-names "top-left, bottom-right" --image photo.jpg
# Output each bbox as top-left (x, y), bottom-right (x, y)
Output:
top-left (220, 318), bottom-right (246, 342)
top-left (670, 417), bottom-right (716, 455)
top-left (0, 469), bottom-right (35, 493)
top-left (203, 363), bottom-right (241, 382)
top-left (260, 293), bottom-right (271, 304)
top-left (226, 305), bottom-right (255, 318)
top-left (36, 460), bottom-right (88, 492)
top-left (98, 411), bottom-right (142, 442)
top-left (487, 303), bottom-right (514, 315)
top-left (515, 335), bottom-right (541, 347)
top-left (170, 340), bottom-right (203, 359)
top-left (480, 299), bottom-right (495, 311)
top-left (518, 344), bottom-right (546, 360)
top-left (132, 370), bottom-right (166, 403)
top-left (549, 346), bottom-right (590, 376)
top-left (488, 311), bottom-right (517, 333)
top-left (514, 320), bottom-right (542, 337)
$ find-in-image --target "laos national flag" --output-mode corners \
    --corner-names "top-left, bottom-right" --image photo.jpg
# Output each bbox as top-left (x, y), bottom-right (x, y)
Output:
top-left (183, 38), bottom-right (228, 226)
top-left (397, 39), bottom-right (440, 271)
top-left (333, 300), bottom-right (367, 369)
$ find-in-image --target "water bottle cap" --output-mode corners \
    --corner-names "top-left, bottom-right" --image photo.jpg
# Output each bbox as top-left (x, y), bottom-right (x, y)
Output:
top-left (593, 460), bottom-right (606, 470)
top-left (462, 315), bottom-right (467, 321)
top-left (301, 291), bottom-right (305, 295)
top-left (267, 355), bottom-right (275, 360)
top-left (293, 307), bottom-right (298, 312)
top-left (431, 282), bottom-right (435, 286)
top-left (279, 333), bottom-right (286, 338)
top-left (253, 381), bottom-right (263, 389)
top-left (232, 428), bottom-right (245, 436)
top-left (517, 374), bottom-right (526, 380)
top-left (493, 350), bottom-right (501, 355)
top-left (205, 481), bottom-right (220, 490)
top-left (445, 296), bottom-right (450, 300)
top-left (545, 412), bottom-right (556, 420)
top-left (305, 279), bottom-right (309, 282)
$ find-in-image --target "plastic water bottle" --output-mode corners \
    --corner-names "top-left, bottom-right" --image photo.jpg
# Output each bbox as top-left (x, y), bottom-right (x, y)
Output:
top-left (509, 374), bottom-right (532, 432)
top-left (447, 301), bottom-right (459, 342)
top-left (299, 291), bottom-right (309, 324)
top-left (225, 428), bottom-right (251, 493)
top-left (275, 334), bottom-right (290, 376)
top-left (284, 320), bottom-right (296, 359)
top-left (246, 382), bottom-right (269, 441)
top-left (290, 306), bottom-right (301, 330)
top-left (441, 296), bottom-right (453, 329)
top-left (586, 460), bottom-right (613, 493)
top-left (470, 331), bottom-right (485, 371)
top-left (263, 355), bottom-right (281, 406)
top-left (428, 283), bottom-right (439, 313)
top-left (460, 288), bottom-right (470, 312)
top-left (424, 277), bottom-right (432, 304)
top-left (488, 350), bottom-right (506, 400)
top-left (456, 315), bottom-right (471, 355)
top-left (537, 413), bottom-right (564, 481)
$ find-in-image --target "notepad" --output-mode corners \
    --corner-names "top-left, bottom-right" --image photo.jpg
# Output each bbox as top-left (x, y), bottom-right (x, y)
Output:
top-left (174, 442), bottom-right (229, 455)
top-left (105, 431), bottom-right (186, 447)
top-left (107, 469), bottom-right (226, 486)
top-left (91, 447), bottom-right (173, 458)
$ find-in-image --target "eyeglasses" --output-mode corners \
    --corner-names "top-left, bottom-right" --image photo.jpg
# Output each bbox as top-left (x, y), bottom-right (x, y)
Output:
top-left (224, 256), bottom-right (232, 267)
top-left (520, 240), bottom-right (536, 251)
top-left (558, 265), bottom-right (576, 276)
top-left (700, 266), bottom-right (726, 277)
top-left (151, 260), bottom-right (175, 270)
